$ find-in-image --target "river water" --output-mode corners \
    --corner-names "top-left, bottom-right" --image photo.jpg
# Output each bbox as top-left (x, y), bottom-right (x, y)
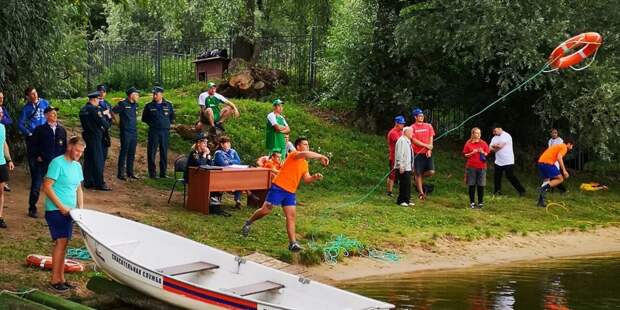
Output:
top-left (340, 253), bottom-right (620, 310)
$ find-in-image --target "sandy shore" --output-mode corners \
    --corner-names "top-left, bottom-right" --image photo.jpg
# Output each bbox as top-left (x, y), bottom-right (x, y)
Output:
top-left (308, 226), bottom-right (620, 282)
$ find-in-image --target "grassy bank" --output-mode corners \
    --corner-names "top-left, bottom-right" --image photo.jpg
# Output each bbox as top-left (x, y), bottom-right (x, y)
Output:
top-left (52, 86), bottom-right (620, 265)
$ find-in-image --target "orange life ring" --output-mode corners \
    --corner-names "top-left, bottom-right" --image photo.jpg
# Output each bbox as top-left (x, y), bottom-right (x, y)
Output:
top-left (26, 254), bottom-right (85, 273)
top-left (549, 32), bottom-right (602, 69)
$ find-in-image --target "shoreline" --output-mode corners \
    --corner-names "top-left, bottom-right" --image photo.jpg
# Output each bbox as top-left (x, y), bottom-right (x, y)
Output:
top-left (308, 226), bottom-right (620, 283)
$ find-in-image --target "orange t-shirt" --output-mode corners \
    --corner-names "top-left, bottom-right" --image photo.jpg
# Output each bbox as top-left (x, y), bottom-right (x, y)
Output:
top-left (538, 144), bottom-right (568, 165)
top-left (273, 151), bottom-right (309, 193)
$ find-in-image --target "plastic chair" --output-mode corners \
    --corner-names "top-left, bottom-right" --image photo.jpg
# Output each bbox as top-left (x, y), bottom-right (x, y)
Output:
top-left (168, 155), bottom-right (189, 207)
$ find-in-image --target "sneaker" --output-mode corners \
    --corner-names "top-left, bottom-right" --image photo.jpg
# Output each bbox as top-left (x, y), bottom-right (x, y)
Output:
top-left (478, 202), bottom-right (484, 209)
top-left (235, 200), bottom-right (242, 208)
top-left (63, 281), bottom-right (78, 289)
top-left (28, 209), bottom-right (38, 219)
top-left (3, 184), bottom-right (11, 192)
top-left (241, 221), bottom-right (252, 237)
top-left (288, 241), bottom-right (303, 252)
top-left (49, 282), bottom-right (70, 294)
top-left (470, 202), bottom-right (476, 209)
top-left (0, 218), bottom-right (6, 228)
top-left (537, 195), bottom-right (546, 208)
top-left (129, 175), bottom-right (141, 180)
top-left (117, 175), bottom-right (127, 181)
top-left (408, 202), bottom-right (416, 206)
top-left (399, 202), bottom-right (409, 207)
top-left (386, 191), bottom-right (393, 197)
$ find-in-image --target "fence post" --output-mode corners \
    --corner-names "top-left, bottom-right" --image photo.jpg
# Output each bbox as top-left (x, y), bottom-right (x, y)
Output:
top-left (155, 32), bottom-right (162, 85)
top-left (308, 26), bottom-right (317, 89)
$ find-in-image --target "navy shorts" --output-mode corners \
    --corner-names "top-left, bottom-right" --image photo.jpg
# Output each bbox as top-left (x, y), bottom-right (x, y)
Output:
top-left (45, 210), bottom-right (73, 240)
top-left (266, 184), bottom-right (296, 207)
top-left (414, 154), bottom-right (435, 174)
top-left (538, 163), bottom-right (560, 179)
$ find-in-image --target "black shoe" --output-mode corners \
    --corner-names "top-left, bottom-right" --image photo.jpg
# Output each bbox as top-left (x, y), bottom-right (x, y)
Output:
top-left (386, 191), bottom-right (393, 197)
top-left (97, 186), bottom-right (112, 191)
top-left (129, 175), bottom-right (141, 180)
top-left (478, 202), bottom-right (484, 209)
top-left (149, 175), bottom-right (159, 179)
top-left (117, 175), bottom-right (127, 181)
top-left (235, 200), bottom-right (242, 208)
top-left (28, 209), bottom-right (38, 219)
top-left (3, 184), bottom-right (10, 192)
top-left (0, 218), bottom-right (7, 228)
top-left (469, 202), bottom-right (476, 209)
top-left (288, 241), bottom-right (303, 252)
top-left (241, 221), bottom-right (252, 237)
top-left (63, 281), bottom-right (78, 289)
top-left (537, 195), bottom-right (546, 208)
top-left (49, 282), bottom-right (70, 294)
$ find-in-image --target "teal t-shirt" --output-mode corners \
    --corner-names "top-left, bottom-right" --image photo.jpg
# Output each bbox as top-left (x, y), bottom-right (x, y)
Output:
top-left (44, 155), bottom-right (84, 211)
top-left (0, 124), bottom-right (5, 165)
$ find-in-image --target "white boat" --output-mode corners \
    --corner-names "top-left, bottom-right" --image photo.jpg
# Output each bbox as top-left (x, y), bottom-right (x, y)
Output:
top-left (71, 209), bottom-right (394, 310)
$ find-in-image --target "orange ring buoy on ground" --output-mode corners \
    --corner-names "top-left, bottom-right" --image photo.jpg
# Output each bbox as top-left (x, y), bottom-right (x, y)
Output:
top-left (26, 254), bottom-right (85, 273)
top-left (549, 32), bottom-right (602, 69)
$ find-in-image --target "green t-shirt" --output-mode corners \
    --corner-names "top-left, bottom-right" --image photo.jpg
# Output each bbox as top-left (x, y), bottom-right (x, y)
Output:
top-left (265, 112), bottom-right (288, 159)
top-left (0, 124), bottom-right (5, 165)
top-left (199, 92), bottom-right (227, 121)
top-left (44, 155), bottom-right (84, 211)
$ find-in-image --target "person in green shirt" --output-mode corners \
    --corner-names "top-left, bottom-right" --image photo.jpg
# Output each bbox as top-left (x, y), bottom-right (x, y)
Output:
top-left (265, 98), bottom-right (290, 160)
top-left (197, 82), bottom-right (239, 131)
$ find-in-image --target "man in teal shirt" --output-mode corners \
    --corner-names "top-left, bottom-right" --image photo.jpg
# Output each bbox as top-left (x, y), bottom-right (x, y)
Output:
top-left (0, 107), bottom-right (15, 229)
top-left (42, 136), bottom-right (85, 293)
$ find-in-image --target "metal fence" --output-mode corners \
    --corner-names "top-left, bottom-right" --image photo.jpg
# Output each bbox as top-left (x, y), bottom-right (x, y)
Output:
top-left (85, 32), bottom-right (318, 92)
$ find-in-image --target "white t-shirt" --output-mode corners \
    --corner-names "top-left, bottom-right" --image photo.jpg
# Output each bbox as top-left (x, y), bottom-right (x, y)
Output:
top-left (490, 131), bottom-right (515, 166)
top-left (266, 112), bottom-right (288, 127)
top-left (548, 137), bottom-right (563, 147)
top-left (197, 92), bottom-right (227, 106)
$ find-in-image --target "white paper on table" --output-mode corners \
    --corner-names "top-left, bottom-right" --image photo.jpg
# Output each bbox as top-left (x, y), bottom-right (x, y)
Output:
top-left (228, 165), bottom-right (249, 169)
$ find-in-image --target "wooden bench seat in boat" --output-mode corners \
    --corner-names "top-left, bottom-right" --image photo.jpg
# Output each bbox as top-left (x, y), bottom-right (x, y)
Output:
top-left (156, 262), bottom-right (219, 276)
top-left (225, 281), bottom-right (285, 296)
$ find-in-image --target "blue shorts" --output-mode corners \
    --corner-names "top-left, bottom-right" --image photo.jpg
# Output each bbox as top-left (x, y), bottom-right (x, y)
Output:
top-left (538, 163), bottom-right (560, 179)
top-left (45, 210), bottom-right (73, 240)
top-left (266, 184), bottom-right (296, 207)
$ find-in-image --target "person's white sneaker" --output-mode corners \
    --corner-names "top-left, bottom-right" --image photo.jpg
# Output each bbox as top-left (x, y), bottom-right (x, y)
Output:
top-left (399, 202), bottom-right (409, 207)
top-left (408, 202), bottom-right (415, 206)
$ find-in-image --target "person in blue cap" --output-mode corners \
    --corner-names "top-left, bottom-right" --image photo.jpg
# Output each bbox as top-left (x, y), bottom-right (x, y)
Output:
top-left (96, 84), bottom-right (113, 165)
top-left (142, 86), bottom-right (175, 178)
top-left (197, 82), bottom-right (239, 132)
top-left (387, 115), bottom-right (406, 197)
top-left (112, 87), bottom-right (140, 180)
top-left (18, 87), bottom-right (50, 218)
top-left (80, 91), bottom-right (111, 191)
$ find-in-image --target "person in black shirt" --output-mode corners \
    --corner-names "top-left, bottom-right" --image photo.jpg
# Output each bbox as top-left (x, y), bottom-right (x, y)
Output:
top-left (142, 86), bottom-right (175, 178)
top-left (112, 87), bottom-right (140, 180)
top-left (80, 92), bottom-right (111, 191)
top-left (184, 132), bottom-right (212, 183)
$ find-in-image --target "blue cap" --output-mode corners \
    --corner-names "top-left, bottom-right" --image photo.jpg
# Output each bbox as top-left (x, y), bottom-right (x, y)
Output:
top-left (96, 84), bottom-right (107, 92)
top-left (87, 92), bottom-right (99, 99)
top-left (412, 108), bottom-right (423, 117)
top-left (152, 86), bottom-right (164, 93)
top-left (126, 87), bottom-right (140, 96)
top-left (394, 115), bottom-right (406, 124)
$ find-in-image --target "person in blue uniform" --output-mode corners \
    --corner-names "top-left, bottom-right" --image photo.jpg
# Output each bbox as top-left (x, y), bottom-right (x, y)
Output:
top-left (96, 85), bottom-right (113, 164)
top-left (80, 92), bottom-right (111, 191)
top-left (183, 132), bottom-right (213, 183)
top-left (18, 87), bottom-right (49, 218)
top-left (113, 87), bottom-right (140, 180)
top-left (142, 86), bottom-right (175, 178)
top-left (31, 106), bottom-right (67, 177)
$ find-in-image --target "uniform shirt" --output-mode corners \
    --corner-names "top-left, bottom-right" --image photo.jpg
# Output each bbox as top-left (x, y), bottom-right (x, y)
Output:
top-left (198, 92), bottom-right (227, 120)
top-left (184, 149), bottom-right (213, 182)
top-left (0, 124), bottom-right (5, 165)
top-left (18, 99), bottom-right (49, 136)
top-left (387, 126), bottom-right (403, 162)
top-left (490, 131), bottom-right (515, 166)
top-left (31, 122), bottom-right (67, 168)
top-left (0, 106), bottom-right (13, 126)
top-left (538, 144), bottom-right (568, 165)
top-left (112, 98), bottom-right (138, 133)
top-left (141, 100), bottom-right (175, 129)
top-left (44, 155), bottom-right (84, 211)
top-left (411, 122), bottom-right (435, 154)
top-left (79, 103), bottom-right (110, 136)
top-left (265, 112), bottom-right (288, 158)
top-left (99, 99), bottom-right (112, 128)
top-left (273, 151), bottom-right (309, 193)
top-left (463, 139), bottom-right (490, 169)
top-left (214, 148), bottom-right (241, 166)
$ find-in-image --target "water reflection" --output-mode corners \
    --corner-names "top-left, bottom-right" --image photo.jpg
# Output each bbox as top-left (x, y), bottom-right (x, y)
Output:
top-left (340, 253), bottom-right (620, 310)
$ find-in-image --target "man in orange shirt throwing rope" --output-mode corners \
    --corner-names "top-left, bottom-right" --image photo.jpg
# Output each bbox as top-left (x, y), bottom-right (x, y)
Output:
top-left (536, 137), bottom-right (575, 207)
top-left (242, 137), bottom-right (329, 252)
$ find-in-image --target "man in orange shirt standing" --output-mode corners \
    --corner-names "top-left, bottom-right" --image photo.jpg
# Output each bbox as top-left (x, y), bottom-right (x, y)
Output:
top-left (536, 137), bottom-right (575, 207)
top-left (242, 137), bottom-right (329, 252)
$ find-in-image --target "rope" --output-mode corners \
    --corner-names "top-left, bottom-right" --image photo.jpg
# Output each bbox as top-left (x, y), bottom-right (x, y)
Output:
top-left (316, 235), bottom-right (400, 265)
top-left (67, 247), bottom-right (92, 260)
top-left (0, 288), bottom-right (38, 296)
top-left (545, 201), bottom-right (569, 220)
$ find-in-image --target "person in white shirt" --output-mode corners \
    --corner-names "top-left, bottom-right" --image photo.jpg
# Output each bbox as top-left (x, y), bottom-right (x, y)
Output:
top-left (489, 125), bottom-right (525, 196)
top-left (547, 128), bottom-right (567, 193)
top-left (197, 82), bottom-right (239, 132)
top-left (394, 127), bottom-right (415, 207)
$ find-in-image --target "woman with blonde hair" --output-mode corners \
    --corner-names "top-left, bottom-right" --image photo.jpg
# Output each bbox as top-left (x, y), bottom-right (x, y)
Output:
top-left (462, 127), bottom-right (490, 209)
